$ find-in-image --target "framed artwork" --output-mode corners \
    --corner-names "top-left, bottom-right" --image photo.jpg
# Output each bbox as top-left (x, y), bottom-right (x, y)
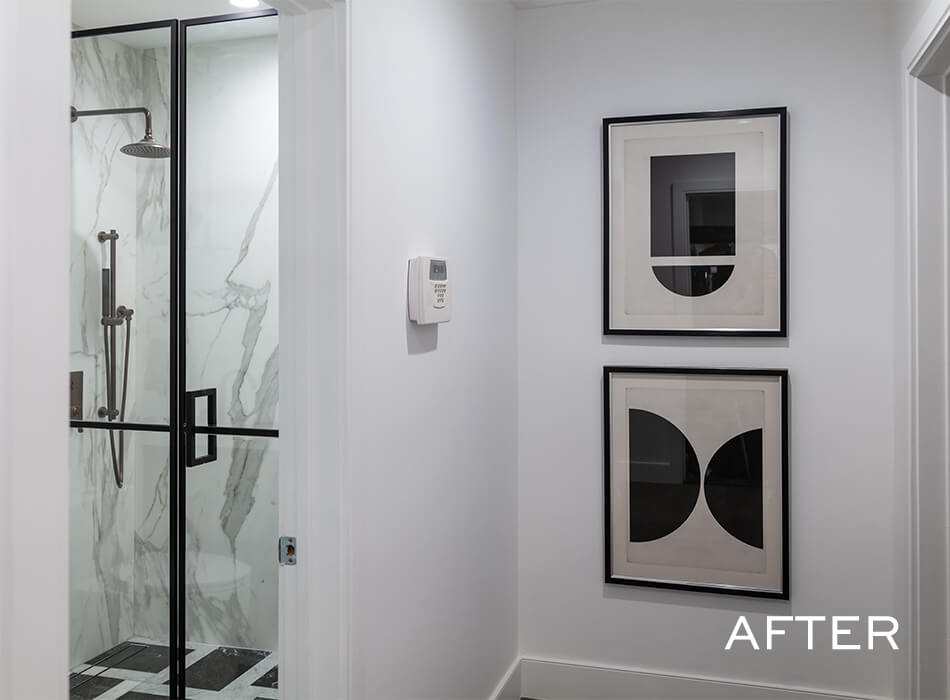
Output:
top-left (603, 367), bottom-right (789, 599)
top-left (603, 108), bottom-right (787, 336)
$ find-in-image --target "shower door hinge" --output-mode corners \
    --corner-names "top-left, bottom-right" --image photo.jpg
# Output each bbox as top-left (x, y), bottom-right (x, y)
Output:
top-left (279, 536), bottom-right (297, 566)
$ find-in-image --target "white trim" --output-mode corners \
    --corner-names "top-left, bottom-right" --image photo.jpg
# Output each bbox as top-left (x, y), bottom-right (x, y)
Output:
top-left (269, 0), bottom-right (334, 15)
top-left (903, 0), bottom-right (950, 75)
top-left (342, 1), bottom-right (354, 698)
top-left (895, 66), bottom-right (918, 700)
top-left (487, 657), bottom-right (523, 700)
top-left (278, 2), bottom-right (349, 698)
top-left (0, 1), bottom-right (71, 698)
top-left (499, 657), bottom-right (892, 700)
top-left (901, 4), bottom-right (950, 699)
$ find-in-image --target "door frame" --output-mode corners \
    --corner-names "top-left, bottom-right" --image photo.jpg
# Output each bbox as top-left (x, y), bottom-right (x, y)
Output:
top-left (899, 1), bottom-right (950, 698)
top-left (275, 2), bottom-right (349, 699)
top-left (179, 8), bottom-right (351, 696)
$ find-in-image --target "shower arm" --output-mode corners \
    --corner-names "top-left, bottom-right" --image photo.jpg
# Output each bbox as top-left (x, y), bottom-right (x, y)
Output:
top-left (71, 106), bottom-right (154, 140)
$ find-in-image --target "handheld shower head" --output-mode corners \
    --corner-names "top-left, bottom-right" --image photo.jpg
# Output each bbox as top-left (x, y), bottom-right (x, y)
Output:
top-left (71, 105), bottom-right (172, 160)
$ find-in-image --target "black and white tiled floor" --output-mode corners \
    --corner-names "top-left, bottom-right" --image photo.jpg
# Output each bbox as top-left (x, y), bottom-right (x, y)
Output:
top-left (69, 639), bottom-right (278, 700)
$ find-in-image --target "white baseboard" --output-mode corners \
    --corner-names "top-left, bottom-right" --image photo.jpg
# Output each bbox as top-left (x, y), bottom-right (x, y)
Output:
top-left (488, 657), bottom-right (523, 700)
top-left (491, 657), bottom-right (890, 700)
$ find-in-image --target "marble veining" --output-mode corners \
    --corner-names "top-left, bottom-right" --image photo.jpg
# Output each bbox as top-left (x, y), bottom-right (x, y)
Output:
top-left (130, 33), bottom-right (280, 653)
top-left (176, 34), bottom-right (279, 651)
top-left (71, 31), bottom-right (145, 667)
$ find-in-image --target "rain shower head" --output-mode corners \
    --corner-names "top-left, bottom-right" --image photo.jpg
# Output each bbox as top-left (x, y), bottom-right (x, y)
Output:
top-left (71, 105), bottom-right (172, 160)
top-left (121, 137), bottom-right (172, 159)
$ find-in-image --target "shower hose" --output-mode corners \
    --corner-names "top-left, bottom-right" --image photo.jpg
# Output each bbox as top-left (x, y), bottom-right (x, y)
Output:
top-left (104, 311), bottom-right (132, 488)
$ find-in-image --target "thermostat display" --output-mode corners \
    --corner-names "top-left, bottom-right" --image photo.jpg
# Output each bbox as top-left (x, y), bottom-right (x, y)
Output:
top-left (409, 256), bottom-right (451, 324)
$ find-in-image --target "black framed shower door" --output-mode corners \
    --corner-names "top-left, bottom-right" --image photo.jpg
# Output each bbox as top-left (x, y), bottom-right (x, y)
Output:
top-left (70, 10), bottom-right (279, 699)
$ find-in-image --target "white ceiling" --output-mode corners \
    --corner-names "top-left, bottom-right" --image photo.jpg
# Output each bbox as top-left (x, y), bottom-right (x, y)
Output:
top-left (72, 0), bottom-right (646, 26)
top-left (72, 0), bottom-right (275, 30)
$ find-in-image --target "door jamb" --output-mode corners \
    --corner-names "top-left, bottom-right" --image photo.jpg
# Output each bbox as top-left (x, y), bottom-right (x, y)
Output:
top-left (900, 2), bottom-right (950, 698)
top-left (277, 2), bottom-right (349, 698)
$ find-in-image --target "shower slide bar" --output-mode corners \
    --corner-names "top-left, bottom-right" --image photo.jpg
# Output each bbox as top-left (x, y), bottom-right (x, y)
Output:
top-left (98, 229), bottom-right (134, 488)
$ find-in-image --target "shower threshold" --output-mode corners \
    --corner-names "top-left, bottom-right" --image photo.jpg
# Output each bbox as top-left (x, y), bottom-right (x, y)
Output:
top-left (69, 638), bottom-right (278, 699)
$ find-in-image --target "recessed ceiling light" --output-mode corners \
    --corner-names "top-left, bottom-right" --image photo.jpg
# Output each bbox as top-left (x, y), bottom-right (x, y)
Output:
top-left (230, 0), bottom-right (262, 8)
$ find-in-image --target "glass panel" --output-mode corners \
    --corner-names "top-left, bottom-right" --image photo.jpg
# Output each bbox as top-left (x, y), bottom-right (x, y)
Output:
top-left (184, 435), bottom-right (279, 695)
top-left (185, 15), bottom-right (279, 430)
top-left (70, 23), bottom-right (175, 700)
top-left (71, 27), bottom-right (172, 425)
top-left (69, 428), bottom-right (171, 698)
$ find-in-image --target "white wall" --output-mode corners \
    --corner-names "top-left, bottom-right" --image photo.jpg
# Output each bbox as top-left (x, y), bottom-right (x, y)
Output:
top-left (0, 1), bottom-right (71, 699)
top-left (898, 0), bottom-right (933, 42)
top-left (516, 2), bottom-right (900, 698)
top-left (347, 1), bottom-right (518, 698)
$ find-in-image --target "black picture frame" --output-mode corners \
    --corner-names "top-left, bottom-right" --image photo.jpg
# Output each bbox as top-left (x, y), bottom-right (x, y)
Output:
top-left (603, 366), bottom-right (790, 599)
top-left (602, 107), bottom-right (788, 337)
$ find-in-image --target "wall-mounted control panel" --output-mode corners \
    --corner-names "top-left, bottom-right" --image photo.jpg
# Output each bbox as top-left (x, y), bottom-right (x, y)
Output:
top-left (70, 371), bottom-right (83, 419)
top-left (408, 256), bottom-right (451, 325)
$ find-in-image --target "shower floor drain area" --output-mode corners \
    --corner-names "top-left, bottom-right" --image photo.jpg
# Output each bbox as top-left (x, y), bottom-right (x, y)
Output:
top-left (69, 638), bottom-right (278, 700)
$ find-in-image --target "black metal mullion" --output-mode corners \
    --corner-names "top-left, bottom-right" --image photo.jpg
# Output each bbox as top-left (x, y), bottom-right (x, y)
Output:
top-left (169, 18), bottom-right (183, 700)
top-left (70, 421), bottom-right (170, 433)
top-left (71, 19), bottom-right (178, 39)
top-left (180, 8), bottom-right (277, 27)
top-left (191, 426), bottom-right (279, 438)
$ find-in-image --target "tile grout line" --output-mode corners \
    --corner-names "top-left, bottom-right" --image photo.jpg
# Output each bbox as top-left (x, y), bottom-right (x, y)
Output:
top-left (221, 652), bottom-right (277, 691)
top-left (71, 641), bottom-right (279, 699)
top-left (92, 679), bottom-right (142, 700)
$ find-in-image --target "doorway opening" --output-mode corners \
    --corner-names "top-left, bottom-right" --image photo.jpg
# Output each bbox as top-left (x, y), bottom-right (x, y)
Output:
top-left (68, 9), bottom-right (281, 699)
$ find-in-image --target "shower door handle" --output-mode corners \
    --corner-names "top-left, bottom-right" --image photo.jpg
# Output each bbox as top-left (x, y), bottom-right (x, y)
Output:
top-left (185, 388), bottom-right (217, 467)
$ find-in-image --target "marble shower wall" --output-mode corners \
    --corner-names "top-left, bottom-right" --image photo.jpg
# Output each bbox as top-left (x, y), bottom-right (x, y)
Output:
top-left (71, 26), bottom-right (278, 665)
top-left (70, 31), bottom-right (154, 667)
top-left (183, 33), bottom-right (278, 652)
top-left (129, 43), bottom-right (175, 652)
top-left (132, 32), bottom-right (280, 653)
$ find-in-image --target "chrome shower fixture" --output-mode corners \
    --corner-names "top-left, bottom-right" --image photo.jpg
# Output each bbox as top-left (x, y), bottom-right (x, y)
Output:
top-left (98, 229), bottom-right (134, 488)
top-left (71, 105), bottom-right (172, 159)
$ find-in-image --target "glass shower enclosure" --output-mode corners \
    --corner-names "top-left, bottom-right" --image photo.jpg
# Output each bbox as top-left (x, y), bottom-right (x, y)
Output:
top-left (69, 10), bottom-right (280, 699)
